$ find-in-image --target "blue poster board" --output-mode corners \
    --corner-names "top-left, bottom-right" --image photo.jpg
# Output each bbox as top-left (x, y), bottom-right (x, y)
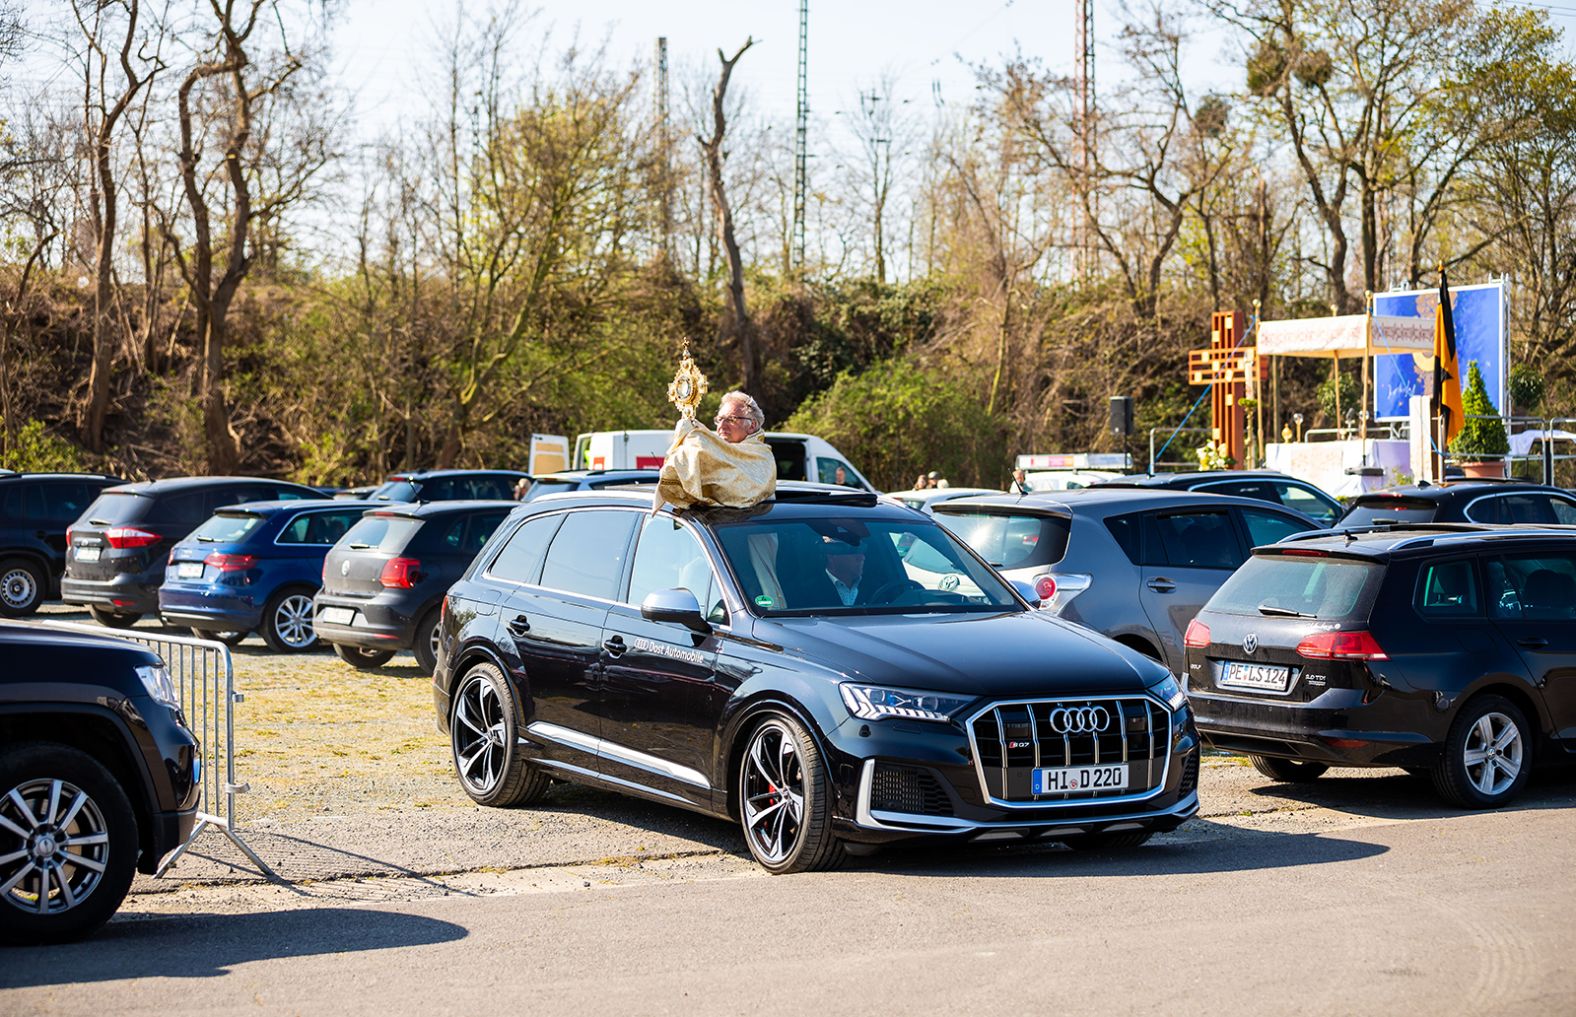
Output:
top-left (1372, 282), bottom-right (1506, 420)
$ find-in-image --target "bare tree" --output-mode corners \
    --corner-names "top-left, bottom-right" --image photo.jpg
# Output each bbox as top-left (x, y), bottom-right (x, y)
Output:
top-left (698, 39), bottom-right (759, 399)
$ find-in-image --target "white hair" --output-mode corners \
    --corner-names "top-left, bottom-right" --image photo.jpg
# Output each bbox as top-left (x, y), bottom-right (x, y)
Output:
top-left (719, 390), bottom-right (765, 430)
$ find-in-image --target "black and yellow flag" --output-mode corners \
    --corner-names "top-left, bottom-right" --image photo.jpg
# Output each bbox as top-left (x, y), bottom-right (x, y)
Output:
top-left (1434, 268), bottom-right (1465, 447)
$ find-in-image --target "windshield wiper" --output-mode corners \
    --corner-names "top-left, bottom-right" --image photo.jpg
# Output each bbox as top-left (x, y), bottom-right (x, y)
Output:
top-left (195, 535), bottom-right (218, 542)
top-left (347, 542), bottom-right (374, 550)
top-left (1257, 602), bottom-right (1314, 618)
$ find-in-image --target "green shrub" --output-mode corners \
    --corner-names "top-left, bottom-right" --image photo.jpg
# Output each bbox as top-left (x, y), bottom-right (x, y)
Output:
top-left (0, 419), bottom-right (89, 472)
top-left (1449, 361), bottom-right (1509, 458)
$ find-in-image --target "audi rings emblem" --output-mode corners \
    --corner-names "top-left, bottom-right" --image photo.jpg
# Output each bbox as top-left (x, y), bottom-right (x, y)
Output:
top-left (1048, 706), bottom-right (1111, 734)
top-left (1243, 633), bottom-right (1259, 654)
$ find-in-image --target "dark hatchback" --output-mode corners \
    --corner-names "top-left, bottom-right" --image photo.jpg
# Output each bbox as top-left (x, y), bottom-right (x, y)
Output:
top-left (1, 624), bottom-right (200, 943)
top-left (1095, 470), bottom-right (1344, 528)
top-left (369, 470), bottom-right (530, 503)
top-left (1341, 481), bottom-right (1576, 528)
top-left (1184, 524), bottom-right (1576, 807)
top-left (157, 499), bottom-right (378, 651)
top-left (315, 500), bottom-right (516, 672)
top-left (0, 472), bottom-right (124, 617)
top-left (61, 477), bottom-right (321, 627)
top-left (433, 485), bottom-right (1199, 873)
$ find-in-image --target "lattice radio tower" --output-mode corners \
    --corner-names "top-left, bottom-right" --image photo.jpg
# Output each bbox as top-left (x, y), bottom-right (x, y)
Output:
top-left (1074, 0), bottom-right (1095, 281)
top-left (792, 0), bottom-right (809, 271)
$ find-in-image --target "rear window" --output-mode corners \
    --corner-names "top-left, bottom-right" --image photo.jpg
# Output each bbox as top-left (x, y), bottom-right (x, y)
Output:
top-left (411, 510), bottom-right (512, 554)
top-left (79, 491), bottom-right (150, 525)
top-left (189, 512), bottom-right (265, 543)
top-left (936, 511), bottom-right (1070, 570)
top-left (1343, 497), bottom-right (1437, 526)
top-left (339, 514), bottom-right (422, 552)
top-left (520, 481), bottom-right (578, 501)
top-left (369, 479), bottom-right (419, 502)
top-left (1209, 555), bottom-right (1381, 619)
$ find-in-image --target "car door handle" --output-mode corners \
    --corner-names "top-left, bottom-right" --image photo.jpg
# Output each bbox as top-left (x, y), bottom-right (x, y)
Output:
top-left (1517, 637), bottom-right (1549, 649)
top-left (507, 614), bottom-right (530, 636)
top-left (602, 635), bottom-right (627, 658)
top-left (1146, 578), bottom-right (1177, 593)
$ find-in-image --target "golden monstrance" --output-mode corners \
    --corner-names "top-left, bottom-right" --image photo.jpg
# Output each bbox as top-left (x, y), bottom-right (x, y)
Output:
top-left (667, 340), bottom-right (709, 420)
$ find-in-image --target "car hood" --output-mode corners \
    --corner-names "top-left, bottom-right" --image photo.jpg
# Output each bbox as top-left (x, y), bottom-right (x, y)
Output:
top-left (756, 610), bottom-right (1168, 698)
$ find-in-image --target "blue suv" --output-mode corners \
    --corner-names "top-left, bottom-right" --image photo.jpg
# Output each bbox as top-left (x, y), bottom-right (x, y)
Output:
top-left (158, 499), bottom-right (376, 651)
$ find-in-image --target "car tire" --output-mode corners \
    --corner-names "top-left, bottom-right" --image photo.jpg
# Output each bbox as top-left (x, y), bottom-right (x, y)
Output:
top-left (333, 643), bottom-right (395, 669)
top-left (1061, 830), bottom-right (1153, 851)
top-left (0, 557), bottom-right (46, 617)
top-left (450, 662), bottom-right (550, 808)
top-left (412, 608), bottom-right (440, 674)
top-left (0, 741), bottom-right (139, 945)
top-left (1431, 694), bottom-right (1532, 809)
top-left (190, 627), bottom-right (247, 647)
top-left (88, 606), bottom-right (140, 629)
top-left (260, 587), bottom-right (319, 653)
top-left (1249, 755), bottom-right (1329, 782)
top-left (736, 713), bottom-right (846, 874)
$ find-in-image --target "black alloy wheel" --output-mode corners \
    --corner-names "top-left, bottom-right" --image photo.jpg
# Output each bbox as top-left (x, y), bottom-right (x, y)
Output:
top-left (413, 608), bottom-right (441, 674)
top-left (333, 643), bottom-right (395, 669)
top-left (1432, 694), bottom-right (1532, 808)
top-left (450, 663), bottom-right (549, 808)
top-left (87, 606), bottom-right (140, 629)
top-left (736, 713), bottom-right (845, 874)
top-left (0, 557), bottom-right (45, 617)
top-left (0, 742), bottom-right (139, 945)
top-left (1249, 755), bottom-right (1329, 783)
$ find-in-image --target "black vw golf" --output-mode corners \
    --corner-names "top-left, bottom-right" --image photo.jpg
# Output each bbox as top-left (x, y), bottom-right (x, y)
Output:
top-left (433, 485), bottom-right (1198, 872)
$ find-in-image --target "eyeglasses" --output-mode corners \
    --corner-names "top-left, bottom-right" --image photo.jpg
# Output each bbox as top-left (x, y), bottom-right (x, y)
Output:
top-left (714, 414), bottom-right (754, 429)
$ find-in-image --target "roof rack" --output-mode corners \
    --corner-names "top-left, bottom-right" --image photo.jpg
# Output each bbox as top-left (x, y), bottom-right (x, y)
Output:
top-left (1277, 521), bottom-right (1496, 543)
top-left (1389, 525), bottom-right (1576, 552)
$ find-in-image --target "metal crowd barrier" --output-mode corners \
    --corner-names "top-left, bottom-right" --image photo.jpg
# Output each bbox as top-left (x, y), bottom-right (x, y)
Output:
top-left (17, 620), bottom-right (276, 880)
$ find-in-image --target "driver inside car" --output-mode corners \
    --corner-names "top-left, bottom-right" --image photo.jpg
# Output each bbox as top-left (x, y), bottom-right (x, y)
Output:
top-left (823, 537), bottom-right (866, 606)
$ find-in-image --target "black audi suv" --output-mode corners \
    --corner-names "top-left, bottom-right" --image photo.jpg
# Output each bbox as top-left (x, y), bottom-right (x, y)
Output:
top-left (1340, 481), bottom-right (1576, 528)
top-left (0, 471), bottom-right (124, 617)
top-left (1184, 524), bottom-right (1576, 807)
top-left (433, 485), bottom-right (1200, 872)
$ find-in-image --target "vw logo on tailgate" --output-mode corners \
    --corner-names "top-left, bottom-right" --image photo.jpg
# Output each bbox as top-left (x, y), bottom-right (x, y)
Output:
top-left (1049, 706), bottom-right (1110, 734)
top-left (1243, 633), bottom-right (1259, 654)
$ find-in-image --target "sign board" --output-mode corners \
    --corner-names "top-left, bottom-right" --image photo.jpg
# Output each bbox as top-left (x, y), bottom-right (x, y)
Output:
top-left (528, 433), bottom-right (570, 476)
top-left (1372, 281), bottom-right (1506, 421)
top-left (1015, 452), bottom-right (1132, 470)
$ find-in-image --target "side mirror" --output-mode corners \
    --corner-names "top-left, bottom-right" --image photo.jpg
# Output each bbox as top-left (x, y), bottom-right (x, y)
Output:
top-left (641, 588), bottom-right (711, 633)
top-left (1010, 579), bottom-right (1042, 609)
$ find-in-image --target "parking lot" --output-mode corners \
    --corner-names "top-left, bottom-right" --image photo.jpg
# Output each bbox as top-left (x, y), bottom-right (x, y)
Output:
top-left (5, 604), bottom-right (1574, 1014)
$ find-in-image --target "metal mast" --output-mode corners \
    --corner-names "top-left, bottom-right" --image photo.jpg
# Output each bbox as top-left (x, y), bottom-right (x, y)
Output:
top-left (792, 0), bottom-right (809, 271)
top-left (1074, 0), bottom-right (1095, 281)
top-left (655, 36), bottom-right (672, 258)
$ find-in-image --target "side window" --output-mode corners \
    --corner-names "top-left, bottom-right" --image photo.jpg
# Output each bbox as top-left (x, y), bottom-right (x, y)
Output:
top-left (465, 511), bottom-right (510, 552)
top-left (487, 514), bottom-right (564, 583)
top-left (420, 478), bottom-right (456, 501)
top-left (286, 510), bottom-right (359, 545)
top-left (816, 458), bottom-right (857, 487)
top-left (1206, 481), bottom-right (1276, 504)
top-left (1152, 511), bottom-right (1242, 569)
top-left (477, 476), bottom-right (515, 500)
top-left (44, 482), bottom-right (95, 524)
top-left (1554, 498), bottom-right (1576, 524)
top-left (1415, 559), bottom-right (1480, 618)
top-left (1501, 495), bottom-right (1558, 525)
top-left (627, 516), bottom-right (722, 620)
top-left (1240, 508), bottom-right (1311, 548)
top-left (430, 516), bottom-right (469, 550)
top-left (766, 440), bottom-right (808, 482)
top-left (539, 510), bottom-right (639, 599)
top-left (1104, 514), bottom-right (1142, 565)
top-left (160, 491), bottom-right (212, 526)
top-left (1464, 496), bottom-right (1509, 524)
top-left (1486, 553), bottom-right (1576, 621)
top-left (278, 513), bottom-right (314, 544)
top-left (2, 483), bottom-right (46, 522)
top-left (1276, 484), bottom-right (1338, 527)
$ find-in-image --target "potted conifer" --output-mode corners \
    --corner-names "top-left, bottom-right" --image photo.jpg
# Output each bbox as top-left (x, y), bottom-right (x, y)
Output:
top-left (1448, 361), bottom-right (1509, 478)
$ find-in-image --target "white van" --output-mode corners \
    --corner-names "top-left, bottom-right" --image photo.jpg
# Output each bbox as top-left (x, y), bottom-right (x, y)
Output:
top-left (571, 429), bottom-right (878, 492)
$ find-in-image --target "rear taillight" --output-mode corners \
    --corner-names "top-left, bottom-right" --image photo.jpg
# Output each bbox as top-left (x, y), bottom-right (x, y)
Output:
top-left (65, 526), bottom-right (75, 545)
top-left (1184, 619), bottom-right (1211, 649)
top-left (1033, 575), bottom-right (1057, 602)
top-left (204, 552), bottom-right (257, 571)
top-left (380, 557), bottom-right (421, 588)
top-left (104, 526), bottom-right (160, 549)
top-left (1296, 630), bottom-right (1388, 661)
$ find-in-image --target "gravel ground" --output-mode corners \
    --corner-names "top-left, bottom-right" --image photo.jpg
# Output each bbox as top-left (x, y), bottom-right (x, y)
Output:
top-left (25, 605), bottom-right (1576, 904)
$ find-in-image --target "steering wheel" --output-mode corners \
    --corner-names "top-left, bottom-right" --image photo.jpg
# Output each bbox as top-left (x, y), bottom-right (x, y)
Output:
top-left (865, 577), bottom-right (923, 605)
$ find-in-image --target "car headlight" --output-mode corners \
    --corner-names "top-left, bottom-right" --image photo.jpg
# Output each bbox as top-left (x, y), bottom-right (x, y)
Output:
top-left (135, 663), bottom-right (179, 708)
top-left (1149, 674), bottom-right (1187, 711)
top-left (839, 683), bottom-right (974, 723)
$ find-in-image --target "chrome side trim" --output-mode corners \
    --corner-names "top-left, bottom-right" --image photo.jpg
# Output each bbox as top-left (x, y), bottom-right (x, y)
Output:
top-left (963, 695), bottom-right (1174, 810)
top-left (854, 759), bottom-right (1198, 833)
top-left (525, 721), bottom-right (710, 789)
top-left (533, 758), bottom-right (691, 805)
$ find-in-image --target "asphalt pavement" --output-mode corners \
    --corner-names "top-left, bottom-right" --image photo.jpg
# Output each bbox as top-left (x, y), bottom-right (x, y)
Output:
top-left (3, 769), bottom-right (1573, 1016)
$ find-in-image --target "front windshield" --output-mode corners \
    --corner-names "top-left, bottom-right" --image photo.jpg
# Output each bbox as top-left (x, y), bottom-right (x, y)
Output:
top-left (710, 513), bottom-right (1021, 616)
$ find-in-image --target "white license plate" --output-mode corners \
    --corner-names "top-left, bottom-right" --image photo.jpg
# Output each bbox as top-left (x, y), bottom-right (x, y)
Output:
top-left (1220, 661), bottom-right (1292, 693)
top-left (318, 607), bottom-right (355, 626)
top-left (176, 562), bottom-right (204, 579)
top-left (1033, 763), bottom-right (1129, 795)
top-left (75, 546), bottom-right (101, 562)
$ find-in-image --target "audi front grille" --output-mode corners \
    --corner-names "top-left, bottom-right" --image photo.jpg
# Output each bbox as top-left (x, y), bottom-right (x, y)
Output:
top-left (967, 696), bottom-right (1172, 807)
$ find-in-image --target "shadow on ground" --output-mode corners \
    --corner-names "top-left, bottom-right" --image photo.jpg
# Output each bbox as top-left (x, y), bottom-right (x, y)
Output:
top-left (0, 908), bottom-right (467, 985)
top-left (1242, 766), bottom-right (1576, 820)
